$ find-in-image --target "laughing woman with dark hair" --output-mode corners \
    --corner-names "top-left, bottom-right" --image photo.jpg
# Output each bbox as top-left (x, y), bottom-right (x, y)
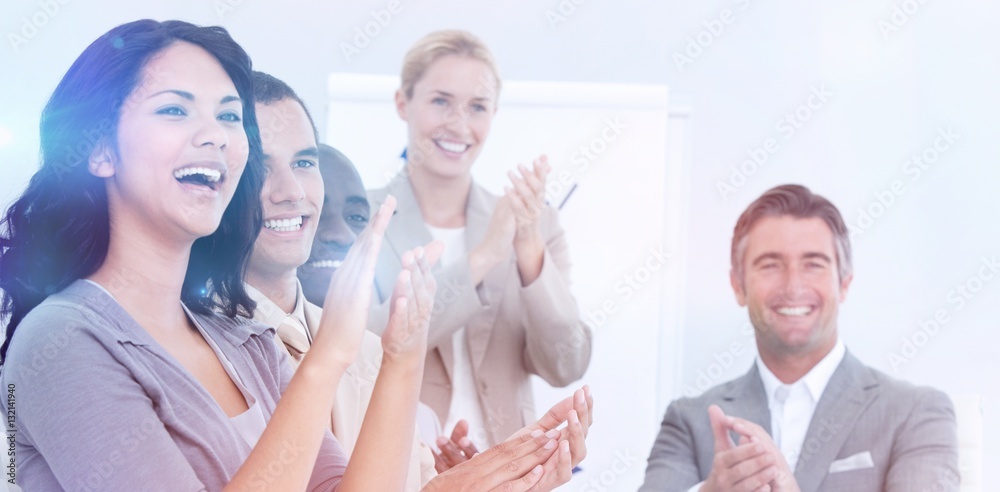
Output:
top-left (0, 19), bottom-right (448, 491)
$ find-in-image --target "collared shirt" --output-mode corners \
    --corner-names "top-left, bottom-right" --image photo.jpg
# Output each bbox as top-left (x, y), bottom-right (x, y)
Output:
top-left (245, 282), bottom-right (311, 359)
top-left (756, 339), bottom-right (846, 470)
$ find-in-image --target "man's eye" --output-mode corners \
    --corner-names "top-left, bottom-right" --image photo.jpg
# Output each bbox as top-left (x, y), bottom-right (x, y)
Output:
top-left (293, 160), bottom-right (317, 169)
top-left (347, 214), bottom-right (369, 224)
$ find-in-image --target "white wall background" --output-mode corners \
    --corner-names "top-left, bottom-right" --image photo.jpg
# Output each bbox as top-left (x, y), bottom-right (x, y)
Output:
top-left (2, 0), bottom-right (998, 489)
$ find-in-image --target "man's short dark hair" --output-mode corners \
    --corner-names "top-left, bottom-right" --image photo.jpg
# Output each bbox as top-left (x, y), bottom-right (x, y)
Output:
top-left (251, 71), bottom-right (319, 143)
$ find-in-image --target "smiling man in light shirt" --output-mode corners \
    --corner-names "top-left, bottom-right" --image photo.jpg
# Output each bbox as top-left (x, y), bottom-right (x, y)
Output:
top-left (640, 184), bottom-right (959, 492)
top-left (243, 71), bottom-right (437, 490)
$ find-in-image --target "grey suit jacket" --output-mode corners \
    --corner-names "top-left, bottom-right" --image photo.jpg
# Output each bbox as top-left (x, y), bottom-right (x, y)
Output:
top-left (640, 351), bottom-right (960, 492)
top-left (366, 171), bottom-right (592, 444)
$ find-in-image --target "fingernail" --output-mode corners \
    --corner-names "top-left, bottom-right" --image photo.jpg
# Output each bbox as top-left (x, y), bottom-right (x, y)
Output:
top-left (532, 465), bottom-right (543, 475)
top-left (460, 437), bottom-right (471, 447)
top-left (544, 439), bottom-right (556, 450)
top-left (531, 429), bottom-right (544, 438)
top-left (584, 385), bottom-right (591, 399)
top-left (437, 436), bottom-right (448, 446)
top-left (569, 409), bottom-right (579, 424)
top-left (576, 390), bottom-right (585, 405)
top-left (545, 429), bottom-right (560, 439)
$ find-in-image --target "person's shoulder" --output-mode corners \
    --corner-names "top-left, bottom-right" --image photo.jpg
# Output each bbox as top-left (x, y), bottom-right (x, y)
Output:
top-left (8, 282), bottom-right (124, 351)
top-left (666, 373), bottom-right (752, 415)
top-left (1, 283), bottom-right (130, 382)
top-left (367, 172), bottom-right (406, 204)
top-left (862, 363), bottom-right (954, 410)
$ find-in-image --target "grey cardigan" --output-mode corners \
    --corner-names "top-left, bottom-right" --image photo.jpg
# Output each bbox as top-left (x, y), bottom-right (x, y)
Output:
top-left (0, 280), bottom-right (347, 491)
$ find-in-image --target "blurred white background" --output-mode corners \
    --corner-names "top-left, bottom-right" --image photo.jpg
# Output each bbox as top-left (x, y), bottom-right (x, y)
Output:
top-left (1, 0), bottom-right (998, 490)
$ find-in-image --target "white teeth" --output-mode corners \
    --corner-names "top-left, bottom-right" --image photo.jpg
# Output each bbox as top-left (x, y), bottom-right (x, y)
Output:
top-left (173, 167), bottom-right (222, 183)
top-left (436, 140), bottom-right (468, 153)
top-left (264, 216), bottom-right (303, 232)
top-left (308, 259), bottom-right (343, 269)
top-left (776, 306), bottom-right (812, 316)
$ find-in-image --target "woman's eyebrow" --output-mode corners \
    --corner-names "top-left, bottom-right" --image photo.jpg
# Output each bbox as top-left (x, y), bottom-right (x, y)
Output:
top-left (149, 89), bottom-right (194, 100)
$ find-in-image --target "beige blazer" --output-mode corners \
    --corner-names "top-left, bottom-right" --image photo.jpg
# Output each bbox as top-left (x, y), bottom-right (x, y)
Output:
top-left (368, 172), bottom-right (593, 445)
top-left (248, 283), bottom-right (436, 491)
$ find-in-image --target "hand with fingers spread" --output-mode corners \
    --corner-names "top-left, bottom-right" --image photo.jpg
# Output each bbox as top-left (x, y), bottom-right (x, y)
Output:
top-left (700, 405), bottom-right (778, 492)
top-left (512, 385), bottom-right (594, 469)
top-left (423, 428), bottom-right (562, 492)
top-left (468, 194), bottom-right (516, 285)
top-left (434, 419), bottom-right (481, 473)
top-left (503, 155), bottom-right (551, 285)
top-left (314, 195), bottom-right (397, 368)
top-left (504, 155), bottom-right (550, 242)
top-left (381, 241), bottom-right (444, 366)
top-left (426, 386), bottom-right (593, 492)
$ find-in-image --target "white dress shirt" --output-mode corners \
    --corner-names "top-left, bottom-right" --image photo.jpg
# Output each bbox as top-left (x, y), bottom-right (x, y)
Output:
top-left (427, 223), bottom-right (491, 452)
top-left (688, 339), bottom-right (846, 492)
top-left (756, 339), bottom-right (846, 470)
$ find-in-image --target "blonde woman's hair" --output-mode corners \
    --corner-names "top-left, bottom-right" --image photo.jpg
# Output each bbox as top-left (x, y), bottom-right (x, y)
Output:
top-left (400, 30), bottom-right (501, 100)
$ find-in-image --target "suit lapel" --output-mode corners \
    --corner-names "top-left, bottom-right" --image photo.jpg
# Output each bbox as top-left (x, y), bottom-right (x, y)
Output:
top-left (376, 172), bottom-right (434, 283)
top-left (794, 352), bottom-right (878, 492)
top-left (375, 172), bottom-right (454, 379)
top-left (464, 183), bottom-right (510, 371)
top-left (723, 364), bottom-right (772, 435)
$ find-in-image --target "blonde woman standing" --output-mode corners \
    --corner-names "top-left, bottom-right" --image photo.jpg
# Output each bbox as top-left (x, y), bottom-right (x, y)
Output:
top-left (368, 30), bottom-right (593, 459)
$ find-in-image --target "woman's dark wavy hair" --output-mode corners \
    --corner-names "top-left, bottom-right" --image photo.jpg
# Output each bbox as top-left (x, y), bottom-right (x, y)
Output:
top-left (0, 19), bottom-right (264, 363)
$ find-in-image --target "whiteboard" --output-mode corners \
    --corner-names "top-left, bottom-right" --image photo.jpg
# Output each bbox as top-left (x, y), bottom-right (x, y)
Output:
top-left (327, 74), bottom-right (690, 490)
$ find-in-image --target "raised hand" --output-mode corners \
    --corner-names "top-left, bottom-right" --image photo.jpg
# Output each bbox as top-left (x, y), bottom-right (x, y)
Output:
top-left (314, 195), bottom-right (396, 368)
top-left (381, 241), bottom-right (443, 365)
top-left (468, 194), bottom-right (515, 285)
top-left (700, 405), bottom-right (777, 492)
top-left (729, 416), bottom-right (800, 492)
top-left (505, 155), bottom-right (550, 242)
top-left (503, 156), bottom-right (550, 285)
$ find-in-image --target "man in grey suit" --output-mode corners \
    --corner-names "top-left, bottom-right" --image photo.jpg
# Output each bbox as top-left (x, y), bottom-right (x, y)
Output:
top-left (641, 184), bottom-right (960, 492)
